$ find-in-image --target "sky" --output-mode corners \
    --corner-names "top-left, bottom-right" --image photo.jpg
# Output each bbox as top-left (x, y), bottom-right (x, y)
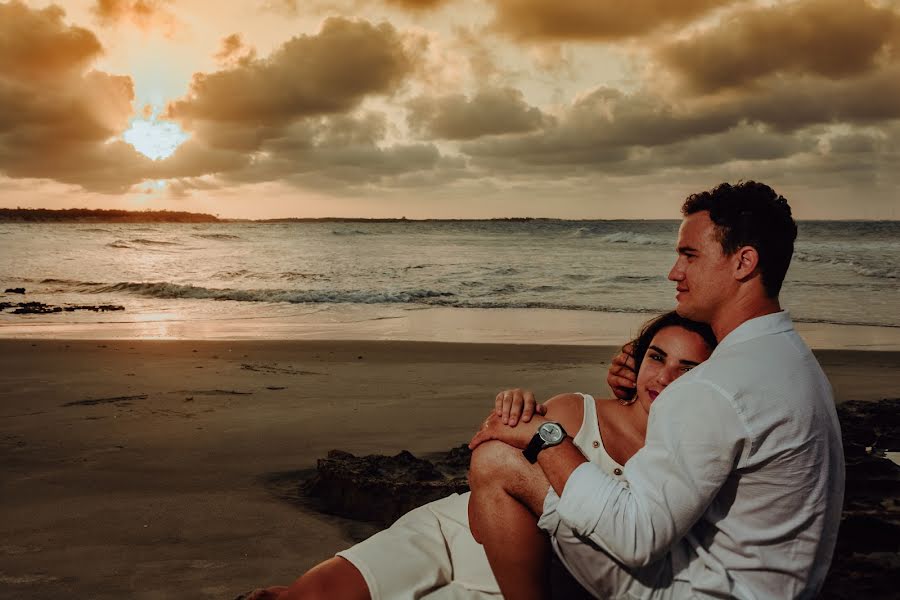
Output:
top-left (0, 0), bottom-right (898, 219)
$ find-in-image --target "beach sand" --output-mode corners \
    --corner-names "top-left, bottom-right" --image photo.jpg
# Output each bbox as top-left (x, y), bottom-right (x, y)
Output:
top-left (1, 339), bottom-right (897, 599)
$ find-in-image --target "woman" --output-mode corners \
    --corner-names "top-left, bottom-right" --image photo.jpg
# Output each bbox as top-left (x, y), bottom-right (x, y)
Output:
top-left (249, 311), bottom-right (717, 600)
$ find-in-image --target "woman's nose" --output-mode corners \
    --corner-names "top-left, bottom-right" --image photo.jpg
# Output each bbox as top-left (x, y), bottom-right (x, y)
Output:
top-left (657, 368), bottom-right (675, 387)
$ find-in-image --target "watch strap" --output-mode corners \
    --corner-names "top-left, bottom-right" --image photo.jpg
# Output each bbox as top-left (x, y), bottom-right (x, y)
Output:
top-left (523, 432), bottom-right (544, 464)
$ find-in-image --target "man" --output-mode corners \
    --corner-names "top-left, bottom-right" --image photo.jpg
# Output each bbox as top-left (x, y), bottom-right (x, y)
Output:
top-left (468, 182), bottom-right (845, 599)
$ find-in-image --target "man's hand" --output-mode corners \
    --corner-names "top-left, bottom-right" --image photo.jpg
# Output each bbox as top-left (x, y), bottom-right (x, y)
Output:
top-left (470, 411), bottom-right (545, 451)
top-left (495, 388), bottom-right (548, 426)
top-left (607, 342), bottom-right (637, 401)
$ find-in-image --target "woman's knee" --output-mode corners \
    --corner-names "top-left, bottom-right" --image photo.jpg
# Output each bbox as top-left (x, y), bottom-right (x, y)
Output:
top-left (468, 440), bottom-right (526, 490)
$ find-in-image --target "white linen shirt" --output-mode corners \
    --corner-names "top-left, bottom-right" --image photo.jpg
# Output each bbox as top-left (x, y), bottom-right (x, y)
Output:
top-left (554, 311), bottom-right (845, 599)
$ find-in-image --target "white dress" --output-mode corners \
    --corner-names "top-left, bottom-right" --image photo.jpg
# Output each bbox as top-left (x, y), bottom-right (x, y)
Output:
top-left (336, 394), bottom-right (625, 600)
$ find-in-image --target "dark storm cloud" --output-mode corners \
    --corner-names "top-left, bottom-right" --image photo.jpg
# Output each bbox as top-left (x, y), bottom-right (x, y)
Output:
top-left (487, 0), bottom-right (737, 42)
top-left (406, 87), bottom-right (550, 140)
top-left (656, 0), bottom-right (900, 94)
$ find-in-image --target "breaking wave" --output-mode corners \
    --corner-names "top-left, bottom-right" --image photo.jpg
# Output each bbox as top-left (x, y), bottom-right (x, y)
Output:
top-left (597, 231), bottom-right (667, 245)
top-left (192, 233), bottom-right (242, 241)
top-left (795, 251), bottom-right (898, 279)
top-left (89, 281), bottom-right (456, 305)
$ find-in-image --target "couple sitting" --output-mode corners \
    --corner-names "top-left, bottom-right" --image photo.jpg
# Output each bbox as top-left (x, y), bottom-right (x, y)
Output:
top-left (252, 182), bottom-right (844, 599)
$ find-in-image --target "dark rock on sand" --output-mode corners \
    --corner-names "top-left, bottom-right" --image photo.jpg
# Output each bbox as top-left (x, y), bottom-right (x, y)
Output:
top-left (8, 301), bottom-right (125, 315)
top-left (12, 302), bottom-right (62, 314)
top-left (820, 399), bottom-right (899, 599)
top-left (303, 446), bottom-right (471, 527)
top-left (4, 287), bottom-right (25, 294)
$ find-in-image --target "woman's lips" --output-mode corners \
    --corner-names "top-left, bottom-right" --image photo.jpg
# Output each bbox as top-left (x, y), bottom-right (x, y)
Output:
top-left (649, 390), bottom-right (659, 401)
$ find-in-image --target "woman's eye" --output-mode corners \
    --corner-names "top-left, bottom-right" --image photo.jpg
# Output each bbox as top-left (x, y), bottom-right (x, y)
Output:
top-left (681, 366), bottom-right (694, 373)
top-left (649, 353), bottom-right (664, 362)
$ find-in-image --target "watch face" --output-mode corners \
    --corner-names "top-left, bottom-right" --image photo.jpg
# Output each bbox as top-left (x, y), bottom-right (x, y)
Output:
top-left (539, 422), bottom-right (564, 444)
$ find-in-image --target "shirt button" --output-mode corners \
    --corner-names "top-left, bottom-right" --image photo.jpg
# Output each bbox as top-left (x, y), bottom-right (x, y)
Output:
top-left (592, 441), bottom-right (600, 448)
top-left (613, 468), bottom-right (623, 476)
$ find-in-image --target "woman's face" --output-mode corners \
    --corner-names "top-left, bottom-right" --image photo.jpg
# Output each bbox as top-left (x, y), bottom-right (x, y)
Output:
top-left (635, 326), bottom-right (712, 413)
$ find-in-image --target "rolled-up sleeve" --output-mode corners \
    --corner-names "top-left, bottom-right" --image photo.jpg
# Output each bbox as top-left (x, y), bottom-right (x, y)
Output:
top-left (554, 380), bottom-right (747, 568)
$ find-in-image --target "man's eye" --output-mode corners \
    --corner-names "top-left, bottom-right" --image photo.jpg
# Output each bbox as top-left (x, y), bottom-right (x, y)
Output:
top-left (681, 366), bottom-right (694, 373)
top-left (649, 353), bottom-right (664, 362)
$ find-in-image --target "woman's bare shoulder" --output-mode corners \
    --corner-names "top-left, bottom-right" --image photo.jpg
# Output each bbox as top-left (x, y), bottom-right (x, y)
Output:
top-left (544, 393), bottom-right (586, 435)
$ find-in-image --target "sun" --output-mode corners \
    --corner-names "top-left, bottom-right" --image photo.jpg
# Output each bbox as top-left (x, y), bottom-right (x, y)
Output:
top-left (123, 114), bottom-right (190, 160)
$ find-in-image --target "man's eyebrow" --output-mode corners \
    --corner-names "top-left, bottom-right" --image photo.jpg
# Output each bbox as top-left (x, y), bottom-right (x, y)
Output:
top-left (648, 345), bottom-right (668, 356)
top-left (677, 244), bottom-right (697, 254)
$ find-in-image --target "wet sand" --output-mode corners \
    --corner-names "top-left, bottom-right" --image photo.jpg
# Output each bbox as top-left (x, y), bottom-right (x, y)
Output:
top-left (0, 339), bottom-right (896, 599)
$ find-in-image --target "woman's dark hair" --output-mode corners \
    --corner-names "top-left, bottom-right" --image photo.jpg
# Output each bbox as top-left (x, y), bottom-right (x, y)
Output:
top-left (620, 311), bottom-right (718, 401)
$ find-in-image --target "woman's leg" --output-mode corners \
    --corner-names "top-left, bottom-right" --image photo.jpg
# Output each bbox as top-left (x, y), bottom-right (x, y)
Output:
top-left (248, 557), bottom-right (370, 600)
top-left (468, 440), bottom-right (554, 600)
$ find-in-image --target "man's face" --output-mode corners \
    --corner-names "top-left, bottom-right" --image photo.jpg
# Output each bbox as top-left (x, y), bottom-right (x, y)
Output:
top-left (667, 211), bottom-right (735, 323)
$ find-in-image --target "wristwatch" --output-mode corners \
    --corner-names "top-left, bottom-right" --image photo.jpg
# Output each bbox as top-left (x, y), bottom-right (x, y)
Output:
top-left (522, 421), bottom-right (568, 464)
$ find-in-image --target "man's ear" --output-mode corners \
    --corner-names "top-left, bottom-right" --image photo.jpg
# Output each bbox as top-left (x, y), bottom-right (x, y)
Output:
top-left (733, 246), bottom-right (759, 282)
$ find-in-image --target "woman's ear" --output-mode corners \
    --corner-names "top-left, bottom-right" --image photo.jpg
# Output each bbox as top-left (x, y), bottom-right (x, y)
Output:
top-left (733, 245), bottom-right (759, 281)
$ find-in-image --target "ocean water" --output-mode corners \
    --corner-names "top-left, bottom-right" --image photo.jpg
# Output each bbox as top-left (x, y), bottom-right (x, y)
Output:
top-left (0, 220), bottom-right (897, 340)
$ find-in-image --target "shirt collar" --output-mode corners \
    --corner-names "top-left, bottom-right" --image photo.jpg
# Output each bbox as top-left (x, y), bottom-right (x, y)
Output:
top-left (712, 310), bottom-right (794, 355)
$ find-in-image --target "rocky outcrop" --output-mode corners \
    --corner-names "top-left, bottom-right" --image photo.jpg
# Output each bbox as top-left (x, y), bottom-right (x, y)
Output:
top-left (820, 399), bottom-right (899, 599)
top-left (0, 301), bottom-right (125, 314)
top-left (303, 446), bottom-right (471, 527)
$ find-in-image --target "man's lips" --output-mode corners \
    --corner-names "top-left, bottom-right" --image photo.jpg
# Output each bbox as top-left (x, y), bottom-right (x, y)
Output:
top-left (649, 390), bottom-right (659, 401)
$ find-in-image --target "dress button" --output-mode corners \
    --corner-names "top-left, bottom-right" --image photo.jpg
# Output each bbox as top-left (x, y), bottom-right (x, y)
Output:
top-left (592, 441), bottom-right (600, 448)
top-left (613, 468), bottom-right (623, 476)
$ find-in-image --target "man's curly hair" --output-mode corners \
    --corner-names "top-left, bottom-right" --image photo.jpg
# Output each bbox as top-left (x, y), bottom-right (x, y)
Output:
top-left (682, 181), bottom-right (797, 297)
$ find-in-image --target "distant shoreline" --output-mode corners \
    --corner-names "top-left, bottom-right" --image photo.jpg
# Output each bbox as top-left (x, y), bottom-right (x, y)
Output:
top-left (0, 208), bottom-right (583, 223)
top-left (1, 208), bottom-right (895, 224)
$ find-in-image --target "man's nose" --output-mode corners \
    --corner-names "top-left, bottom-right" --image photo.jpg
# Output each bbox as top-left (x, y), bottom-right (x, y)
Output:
top-left (667, 262), bottom-right (682, 281)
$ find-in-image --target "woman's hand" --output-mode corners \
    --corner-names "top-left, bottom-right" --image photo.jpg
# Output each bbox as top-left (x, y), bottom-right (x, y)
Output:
top-left (607, 343), bottom-right (637, 400)
top-left (495, 388), bottom-right (547, 426)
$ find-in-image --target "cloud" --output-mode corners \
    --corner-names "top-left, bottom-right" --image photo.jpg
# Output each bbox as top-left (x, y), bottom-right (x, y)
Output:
top-left (168, 17), bottom-right (417, 126)
top-left (156, 17), bottom-right (437, 190)
top-left (91, 0), bottom-right (179, 33)
top-left (214, 33), bottom-right (256, 67)
top-left (407, 87), bottom-right (550, 140)
top-left (457, 83), bottom-right (859, 176)
top-left (487, 0), bottom-right (737, 42)
top-left (218, 113), bottom-right (445, 188)
top-left (0, 1), bottom-right (103, 82)
top-left (383, 0), bottom-right (450, 10)
top-left (656, 0), bottom-right (900, 94)
top-left (0, 2), bottom-right (153, 192)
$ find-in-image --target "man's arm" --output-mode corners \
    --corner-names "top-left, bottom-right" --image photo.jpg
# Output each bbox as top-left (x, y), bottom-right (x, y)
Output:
top-left (607, 342), bottom-right (637, 400)
top-left (555, 382), bottom-right (746, 566)
top-left (471, 381), bottom-right (746, 568)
